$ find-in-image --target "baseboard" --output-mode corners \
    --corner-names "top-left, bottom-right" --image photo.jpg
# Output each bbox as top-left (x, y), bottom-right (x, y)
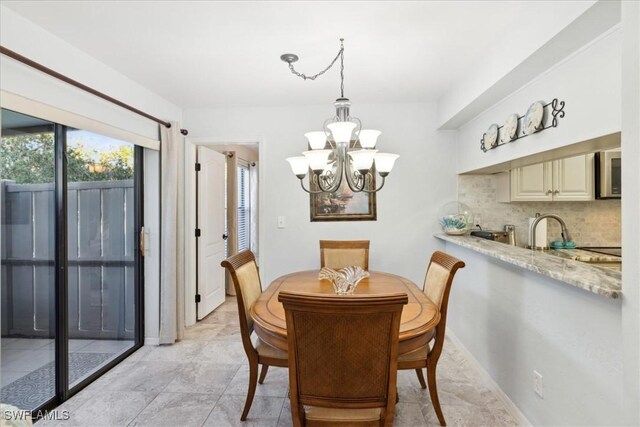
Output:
top-left (144, 337), bottom-right (160, 346)
top-left (446, 328), bottom-right (531, 427)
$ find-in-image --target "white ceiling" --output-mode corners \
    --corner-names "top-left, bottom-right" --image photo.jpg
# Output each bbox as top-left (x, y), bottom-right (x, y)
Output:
top-left (3, 1), bottom-right (587, 109)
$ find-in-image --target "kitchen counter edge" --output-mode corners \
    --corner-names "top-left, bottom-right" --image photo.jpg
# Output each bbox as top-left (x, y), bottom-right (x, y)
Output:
top-left (435, 233), bottom-right (621, 300)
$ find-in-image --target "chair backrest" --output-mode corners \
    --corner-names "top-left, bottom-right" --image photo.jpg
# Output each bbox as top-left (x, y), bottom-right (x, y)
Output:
top-left (319, 240), bottom-right (370, 270)
top-left (220, 250), bottom-right (262, 355)
top-left (422, 251), bottom-right (465, 358)
top-left (279, 291), bottom-right (408, 426)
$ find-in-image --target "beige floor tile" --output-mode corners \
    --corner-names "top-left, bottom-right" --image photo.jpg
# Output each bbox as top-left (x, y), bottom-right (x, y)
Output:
top-left (99, 361), bottom-right (181, 393)
top-left (141, 340), bottom-right (206, 362)
top-left (164, 361), bottom-right (238, 394)
top-left (129, 392), bottom-right (218, 426)
top-left (204, 394), bottom-right (285, 427)
top-left (224, 366), bottom-right (289, 398)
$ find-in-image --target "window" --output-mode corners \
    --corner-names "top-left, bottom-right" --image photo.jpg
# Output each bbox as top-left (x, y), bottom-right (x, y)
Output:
top-left (237, 162), bottom-right (251, 252)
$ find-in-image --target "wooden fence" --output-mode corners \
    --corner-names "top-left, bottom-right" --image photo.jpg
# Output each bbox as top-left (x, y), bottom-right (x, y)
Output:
top-left (1, 180), bottom-right (135, 339)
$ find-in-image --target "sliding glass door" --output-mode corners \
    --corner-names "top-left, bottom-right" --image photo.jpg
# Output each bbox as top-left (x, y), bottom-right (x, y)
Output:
top-left (0, 109), bottom-right (143, 413)
top-left (0, 111), bottom-right (57, 410)
top-left (65, 129), bottom-right (137, 388)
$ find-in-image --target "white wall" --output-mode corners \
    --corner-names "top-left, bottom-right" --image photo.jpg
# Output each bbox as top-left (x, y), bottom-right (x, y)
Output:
top-left (0, 5), bottom-right (182, 343)
top-left (620, 1), bottom-right (640, 424)
top-left (450, 17), bottom-right (640, 426)
top-left (184, 102), bottom-right (456, 286)
top-left (456, 27), bottom-right (621, 174)
top-left (443, 243), bottom-right (623, 426)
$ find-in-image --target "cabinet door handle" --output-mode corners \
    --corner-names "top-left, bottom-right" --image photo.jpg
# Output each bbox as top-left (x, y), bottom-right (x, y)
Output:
top-left (553, 190), bottom-right (560, 194)
top-left (546, 189), bottom-right (553, 195)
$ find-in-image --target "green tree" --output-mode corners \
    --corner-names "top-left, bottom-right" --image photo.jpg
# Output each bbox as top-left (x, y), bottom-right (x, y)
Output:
top-left (0, 133), bottom-right (134, 184)
top-left (0, 132), bottom-right (55, 184)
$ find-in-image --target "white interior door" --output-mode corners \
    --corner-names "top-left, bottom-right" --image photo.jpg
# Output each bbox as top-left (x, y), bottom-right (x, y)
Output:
top-left (197, 146), bottom-right (226, 320)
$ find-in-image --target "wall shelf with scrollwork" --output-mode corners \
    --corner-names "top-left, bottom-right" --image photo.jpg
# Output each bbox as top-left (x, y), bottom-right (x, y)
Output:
top-left (480, 98), bottom-right (566, 153)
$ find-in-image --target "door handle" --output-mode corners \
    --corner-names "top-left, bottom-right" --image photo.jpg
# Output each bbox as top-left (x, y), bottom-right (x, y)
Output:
top-left (546, 189), bottom-right (553, 195)
top-left (222, 234), bottom-right (228, 240)
top-left (553, 190), bottom-right (560, 194)
top-left (139, 226), bottom-right (145, 257)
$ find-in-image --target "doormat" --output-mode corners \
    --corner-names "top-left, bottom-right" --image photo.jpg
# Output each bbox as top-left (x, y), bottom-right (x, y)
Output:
top-left (1, 352), bottom-right (113, 410)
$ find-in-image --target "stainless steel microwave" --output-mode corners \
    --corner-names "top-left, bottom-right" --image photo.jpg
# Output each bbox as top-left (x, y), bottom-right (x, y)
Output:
top-left (595, 149), bottom-right (621, 199)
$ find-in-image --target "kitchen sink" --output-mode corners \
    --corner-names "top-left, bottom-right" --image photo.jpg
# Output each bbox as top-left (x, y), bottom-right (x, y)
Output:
top-left (548, 247), bottom-right (622, 271)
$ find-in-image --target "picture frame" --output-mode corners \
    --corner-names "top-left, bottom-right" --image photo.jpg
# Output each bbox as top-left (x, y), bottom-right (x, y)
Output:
top-left (309, 175), bottom-right (377, 222)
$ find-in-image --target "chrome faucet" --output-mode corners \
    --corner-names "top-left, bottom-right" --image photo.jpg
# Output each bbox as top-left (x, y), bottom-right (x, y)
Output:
top-left (528, 213), bottom-right (572, 250)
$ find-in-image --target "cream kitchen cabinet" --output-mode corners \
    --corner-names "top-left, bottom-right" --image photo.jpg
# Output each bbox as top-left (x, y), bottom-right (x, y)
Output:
top-left (498, 154), bottom-right (594, 202)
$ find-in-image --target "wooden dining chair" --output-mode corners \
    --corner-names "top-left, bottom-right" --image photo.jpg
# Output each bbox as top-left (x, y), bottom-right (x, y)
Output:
top-left (397, 251), bottom-right (465, 426)
top-left (319, 240), bottom-right (370, 270)
top-left (278, 291), bottom-right (408, 427)
top-left (220, 250), bottom-right (288, 421)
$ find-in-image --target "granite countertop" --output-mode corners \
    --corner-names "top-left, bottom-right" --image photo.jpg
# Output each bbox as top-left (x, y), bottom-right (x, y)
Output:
top-left (548, 248), bottom-right (621, 263)
top-left (435, 233), bottom-right (621, 299)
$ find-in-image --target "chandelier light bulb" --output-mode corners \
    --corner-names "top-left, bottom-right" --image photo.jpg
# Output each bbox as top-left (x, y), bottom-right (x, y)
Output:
top-left (348, 149), bottom-right (378, 173)
top-left (286, 156), bottom-right (310, 177)
top-left (303, 149), bottom-right (332, 172)
top-left (374, 153), bottom-right (399, 175)
top-left (327, 122), bottom-right (357, 145)
top-left (304, 131), bottom-right (328, 150)
top-left (358, 129), bottom-right (381, 149)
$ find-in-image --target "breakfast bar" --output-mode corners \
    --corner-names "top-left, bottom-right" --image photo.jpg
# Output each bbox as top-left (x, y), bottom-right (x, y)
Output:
top-left (435, 233), bottom-right (622, 299)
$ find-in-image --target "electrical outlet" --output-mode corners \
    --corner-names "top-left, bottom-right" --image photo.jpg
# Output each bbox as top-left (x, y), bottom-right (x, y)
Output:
top-left (533, 370), bottom-right (544, 398)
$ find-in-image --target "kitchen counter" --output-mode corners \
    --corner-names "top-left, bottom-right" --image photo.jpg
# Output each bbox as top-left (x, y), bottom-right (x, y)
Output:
top-left (435, 233), bottom-right (622, 299)
top-left (548, 248), bottom-right (621, 263)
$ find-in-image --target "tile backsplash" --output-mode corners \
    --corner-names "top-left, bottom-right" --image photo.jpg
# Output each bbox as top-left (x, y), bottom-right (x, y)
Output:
top-left (458, 175), bottom-right (621, 247)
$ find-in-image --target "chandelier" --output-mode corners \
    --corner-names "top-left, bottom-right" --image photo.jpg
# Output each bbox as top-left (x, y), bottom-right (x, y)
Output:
top-left (282, 39), bottom-right (399, 194)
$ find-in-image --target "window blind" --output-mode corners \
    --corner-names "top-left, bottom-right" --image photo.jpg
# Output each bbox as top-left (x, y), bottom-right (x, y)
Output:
top-left (237, 163), bottom-right (251, 252)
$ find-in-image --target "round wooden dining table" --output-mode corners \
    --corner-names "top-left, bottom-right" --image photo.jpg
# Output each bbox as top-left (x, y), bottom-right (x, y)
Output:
top-left (250, 270), bottom-right (440, 356)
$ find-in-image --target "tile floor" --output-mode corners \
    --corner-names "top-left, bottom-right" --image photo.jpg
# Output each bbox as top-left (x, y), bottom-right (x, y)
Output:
top-left (1, 339), bottom-right (134, 386)
top-left (36, 296), bottom-right (520, 426)
top-left (1, 338), bottom-right (134, 410)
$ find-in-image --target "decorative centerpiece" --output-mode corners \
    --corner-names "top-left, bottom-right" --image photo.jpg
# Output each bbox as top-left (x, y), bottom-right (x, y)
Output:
top-left (319, 266), bottom-right (370, 295)
top-left (438, 201), bottom-right (474, 235)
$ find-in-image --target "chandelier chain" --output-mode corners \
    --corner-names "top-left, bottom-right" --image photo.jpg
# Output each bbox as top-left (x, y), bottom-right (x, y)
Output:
top-left (287, 39), bottom-right (345, 97)
top-left (340, 39), bottom-right (344, 98)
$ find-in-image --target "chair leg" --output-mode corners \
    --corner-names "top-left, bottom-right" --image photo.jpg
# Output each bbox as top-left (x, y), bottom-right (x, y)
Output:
top-left (427, 361), bottom-right (446, 426)
top-left (241, 361), bottom-right (259, 421)
top-left (415, 368), bottom-right (427, 389)
top-left (258, 364), bottom-right (269, 384)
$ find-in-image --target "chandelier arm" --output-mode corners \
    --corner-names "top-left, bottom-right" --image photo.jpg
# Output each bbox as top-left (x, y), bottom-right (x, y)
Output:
top-left (317, 149), bottom-right (345, 193)
top-left (317, 173), bottom-right (341, 193)
top-left (343, 149), bottom-right (365, 192)
top-left (286, 40), bottom-right (344, 82)
top-left (298, 175), bottom-right (326, 194)
top-left (349, 116), bottom-right (362, 147)
top-left (323, 117), bottom-right (339, 148)
top-left (359, 173), bottom-right (386, 193)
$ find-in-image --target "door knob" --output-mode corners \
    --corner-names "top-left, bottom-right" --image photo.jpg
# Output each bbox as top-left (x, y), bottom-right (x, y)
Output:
top-left (553, 190), bottom-right (560, 194)
top-left (222, 234), bottom-right (228, 240)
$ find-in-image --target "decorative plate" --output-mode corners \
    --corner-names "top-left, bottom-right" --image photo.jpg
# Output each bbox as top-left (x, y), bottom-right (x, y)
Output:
top-left (484, 124), bottom-right (499, 147)
top-left (523, 101), bottom-right (544, 135)
top-left (501, 113), bottom-right (519, 142)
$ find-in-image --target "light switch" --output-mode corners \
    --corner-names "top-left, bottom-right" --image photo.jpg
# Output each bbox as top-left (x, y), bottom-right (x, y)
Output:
top-left (277, 216), bottom-right (286, 229)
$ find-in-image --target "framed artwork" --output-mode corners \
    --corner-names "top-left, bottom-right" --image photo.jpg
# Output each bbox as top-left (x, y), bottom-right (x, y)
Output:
top-left (309, 175), bottom-right (377, 222)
